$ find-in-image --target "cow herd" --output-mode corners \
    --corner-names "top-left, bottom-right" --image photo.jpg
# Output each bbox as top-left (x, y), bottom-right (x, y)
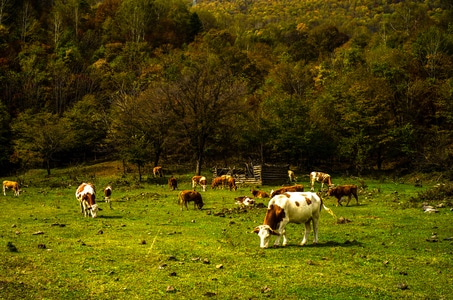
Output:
top-left (2, 168), bottom-right (358, 248)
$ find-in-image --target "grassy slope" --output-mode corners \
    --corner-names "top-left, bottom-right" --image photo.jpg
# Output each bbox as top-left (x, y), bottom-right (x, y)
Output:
top-left (1, 162), bottom-right (452, 299)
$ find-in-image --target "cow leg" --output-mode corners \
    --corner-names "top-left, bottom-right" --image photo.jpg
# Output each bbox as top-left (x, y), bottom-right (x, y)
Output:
top-left (312, 218), bottom-right (319, 244)
top-left (336, 197), bottom-right (342, 207)
top-left (3, 185), bottom-right (5, 196)
top-left (354, 193), bottom-right (359, 205)
top-left (346, 195), bottom-right (351, 206)
top-left (301, 221), bottom-right (311, 246)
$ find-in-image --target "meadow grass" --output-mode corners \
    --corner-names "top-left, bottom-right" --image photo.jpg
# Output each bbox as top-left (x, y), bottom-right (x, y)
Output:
top-left (1, 164), bottom-right (452, 299)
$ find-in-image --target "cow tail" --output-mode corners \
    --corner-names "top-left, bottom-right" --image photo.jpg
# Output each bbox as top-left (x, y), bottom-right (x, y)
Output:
top-left (320, 196), bottom-right (337, 219)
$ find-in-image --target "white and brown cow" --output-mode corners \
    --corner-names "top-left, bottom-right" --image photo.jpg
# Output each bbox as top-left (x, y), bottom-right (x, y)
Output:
top-left (178, 190), bottom-right (204, 211)
top-left (192, 175), bottom-right (207, 192)
top-left (327, 184), bottom-right (359, 207)
top-left (253, 192), bottom-right (335, 248)
top-left (310, 171), bottom-right (333, 191)
top-left (270, 184), bottom-right (304, 197)
top-left (76, 183), bottom-right (98, 218)
top-left (3, 180), bottom-right (20, 196)
top-left (235, 196), bottom-right (255, 207)
top-left (288, 170), bottom-right (297, 183)
top-left (104, 185), bottom-right (112, 208)
top-left (153, 166), bottom-right (164, 178)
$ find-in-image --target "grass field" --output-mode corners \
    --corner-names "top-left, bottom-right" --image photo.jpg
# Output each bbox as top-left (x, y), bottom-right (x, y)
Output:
top-left (1, 163), bottom-right (452, 299)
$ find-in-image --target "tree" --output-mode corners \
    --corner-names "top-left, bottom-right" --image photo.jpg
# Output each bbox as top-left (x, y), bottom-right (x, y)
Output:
top-left (11, 110), bottom-right (74, 175)
top-left (160, 52), bottom-right (247, 175)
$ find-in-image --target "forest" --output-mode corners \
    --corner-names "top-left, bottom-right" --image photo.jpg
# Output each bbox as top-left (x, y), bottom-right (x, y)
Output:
top-left (0, 0), bottom-right (452, 178)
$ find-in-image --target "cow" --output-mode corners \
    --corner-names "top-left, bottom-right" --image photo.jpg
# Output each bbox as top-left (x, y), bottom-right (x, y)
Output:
top-left (227, 176), bottom-right (237, 191)
top-left (3, 180), bottom-right (20, 196)
top-left (104, 185), bottom-right (112, 208)
top-left (235, 196), bottom-right (255, 207)
top-left (270, 184), bottom-right (304, 198)
top-left (153, 166), bottom-right (163, 178)
top-left (288, 170), bottom-right (297, 183)
top-left (327, 184), bottom-right (359, 207)
top-left (253, 192), bottom-right (335, 248)
top-left (178, 190), bottom-right (204, 211)
top-left (211, 177), bottom-right (224, 190)
top-left (76, 183), bottom-right (98, 218)
top-left (192, 175), bottom-right (207, 192)
top-left (251, 189), bottom-right (270, 198)
top-left (310, 171), bottom-right (333, 191)
top-left (168, 176), bottom-right (178, 191)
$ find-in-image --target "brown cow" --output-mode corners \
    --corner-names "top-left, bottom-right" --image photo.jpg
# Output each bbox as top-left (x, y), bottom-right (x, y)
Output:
top-left (211, 177), bottom-right (224, 190)
top-left (153, 166), bottom-right (163, 177)
top-left (251, 189), bottom-right (270, 198)
top-left (76, 183), bottom-right (98, 218)
top-left (168, 176), bottom-right (178, 191)
top-left (270, 184), bottom-right (304, 198)
top-left (192, 175), bottom-right (207, 191)
top-left (327, 184), bottom-right (359, 207)
top-left (3, 180), bottom-right (20, 196)
top-left (178, 190), bottom-right (204, 211)
top-left (227, 176), bottom-right (237, 191)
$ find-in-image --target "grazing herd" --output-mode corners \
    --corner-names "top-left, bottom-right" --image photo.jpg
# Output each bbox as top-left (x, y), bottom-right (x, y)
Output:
top-left (2, 168), bottom-right (359, 248)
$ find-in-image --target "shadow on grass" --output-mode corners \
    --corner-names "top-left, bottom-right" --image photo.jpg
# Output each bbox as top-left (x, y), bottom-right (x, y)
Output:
top-left (98, 215), bottom-right (123, 219)
top-left (265, 239), bottom-right (363, 249)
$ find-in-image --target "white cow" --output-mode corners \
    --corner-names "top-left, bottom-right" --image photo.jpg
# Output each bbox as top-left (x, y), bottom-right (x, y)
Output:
top-left (253, 192), bottom-right (335, 248)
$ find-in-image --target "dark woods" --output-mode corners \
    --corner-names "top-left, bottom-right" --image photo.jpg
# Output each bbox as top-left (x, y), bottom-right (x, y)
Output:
top-left (0, 0), bottom-right (452, 177)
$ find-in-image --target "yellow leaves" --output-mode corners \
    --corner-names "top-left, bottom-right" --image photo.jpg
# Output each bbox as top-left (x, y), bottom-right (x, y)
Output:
top-left (296, 22), bottom-right (307, 32)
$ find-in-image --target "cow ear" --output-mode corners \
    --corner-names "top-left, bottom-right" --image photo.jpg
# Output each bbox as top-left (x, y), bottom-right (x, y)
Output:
top-left (252, 227), bottom-right (260, 234)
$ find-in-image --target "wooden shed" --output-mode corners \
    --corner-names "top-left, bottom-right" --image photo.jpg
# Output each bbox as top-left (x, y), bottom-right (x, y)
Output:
top-left (213, 163), bottom-right (289, 186)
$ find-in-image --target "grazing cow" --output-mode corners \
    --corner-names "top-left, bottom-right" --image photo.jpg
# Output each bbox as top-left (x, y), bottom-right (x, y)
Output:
top-left (211, 177), bottom-right (224, 190)
top-left (253, 192), bottom-right (335, 248)
top-left (235, 196), bottom-right (255, 207)
top-left (178, 190), bottom-right (204, 211)
top-left (192, 175), bottom-right (207, 192)
top-left (288, 170), bottom-right (297, 183)
top-left (153, 166), bottom-right (163, 178)
top-left (227, 176), bottom-right (237, 191)
top-left (310, 171), bottom-right (333, 191)
top-left (270, 184), bottom-right (304, 198)
top-left (327, 184), bottom-right (359, 206)
top-left (168, 176), bottom-right (178, 191)
top-left (76, 183), bottom-right (98, 218)
top-left (3, 180), bottom-right (20, 196)
top-left (251, 189), bottom-right (270, 198)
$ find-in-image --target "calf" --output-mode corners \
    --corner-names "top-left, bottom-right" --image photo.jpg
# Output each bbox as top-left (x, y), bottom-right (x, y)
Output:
top-left (3, 180), bottom-right (20, 196)
top-left (168, 176), bottom-right (178, 191)
top-left (191, 175), bottom-right (207, 191)
top-left (253, 192), bottom-right (335, 248)
top-left (270, 184), bottom-right (304, 197)
top-left (327, 185), bottom-right (359, 206)
top-left (153, 166), bottom-right (163, 177)
top-left (310, 171), bottom-right (333, 191)
top-left (76, 183), bottom-right (98, 218)
top-left (251, 189), bottom-right (270, 198)
top-left (178, 190), bottom-right (204, 211)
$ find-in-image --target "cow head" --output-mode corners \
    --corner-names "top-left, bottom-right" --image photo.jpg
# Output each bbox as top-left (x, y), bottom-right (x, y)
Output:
top-left (89, 204), bottom-right (99, 218)
top-left (253, 225), bottom-right (280, 248)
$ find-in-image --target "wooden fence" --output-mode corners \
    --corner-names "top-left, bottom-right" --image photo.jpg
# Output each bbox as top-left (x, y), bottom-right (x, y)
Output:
top-left (213, 164), bottom-right (289, 186)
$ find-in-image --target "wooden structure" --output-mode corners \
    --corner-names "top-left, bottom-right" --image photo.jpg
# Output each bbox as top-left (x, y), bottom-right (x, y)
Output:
top-left (213, 164), bottom-right (289, 186)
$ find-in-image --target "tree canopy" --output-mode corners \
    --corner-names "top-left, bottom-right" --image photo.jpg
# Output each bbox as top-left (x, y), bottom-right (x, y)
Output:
top-left (0, 0), bottom-right (452, 177)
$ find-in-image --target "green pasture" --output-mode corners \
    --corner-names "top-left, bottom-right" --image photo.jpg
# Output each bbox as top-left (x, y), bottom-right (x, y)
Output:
top-left (1, 165), bottom-right (452, 299)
